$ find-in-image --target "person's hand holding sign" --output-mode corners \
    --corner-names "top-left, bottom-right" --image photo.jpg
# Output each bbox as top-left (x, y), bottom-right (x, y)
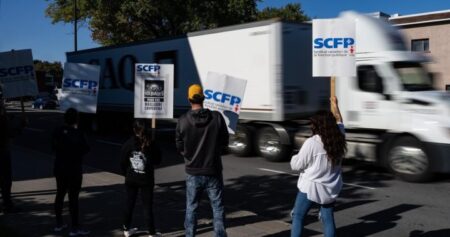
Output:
top-left (330, 96), bottom-right (343, 123)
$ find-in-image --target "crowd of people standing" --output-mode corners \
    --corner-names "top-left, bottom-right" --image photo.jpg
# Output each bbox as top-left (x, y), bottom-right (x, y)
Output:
top-left (0, 84), bottom-right (346, 237)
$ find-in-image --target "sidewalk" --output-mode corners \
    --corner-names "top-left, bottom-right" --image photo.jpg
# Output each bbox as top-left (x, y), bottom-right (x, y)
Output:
top-left (0, 146), bottom-right (293, 237)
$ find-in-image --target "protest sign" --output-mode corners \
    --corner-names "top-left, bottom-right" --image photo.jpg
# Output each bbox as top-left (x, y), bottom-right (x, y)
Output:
top-left (203, 71), bottom-right (247, 134)
top-left (134, 64), bottom-right (174, 119)
top-left (313, 19), bottom-right (356, 77)
top-left (0, 49), bottom-right (38, 98)
top-left (60, 63), bottom-right (101, 113)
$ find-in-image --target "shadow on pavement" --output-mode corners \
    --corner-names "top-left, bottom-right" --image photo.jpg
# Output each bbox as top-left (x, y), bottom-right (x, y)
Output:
top-left (410, 229), bottom-right (450, 237)
top-left (337, 204), bottom-right (422, 237)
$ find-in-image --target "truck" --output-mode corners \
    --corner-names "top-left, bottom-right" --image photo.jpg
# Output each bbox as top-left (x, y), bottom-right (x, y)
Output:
top-left (66, 11), bottom-right (450, 182)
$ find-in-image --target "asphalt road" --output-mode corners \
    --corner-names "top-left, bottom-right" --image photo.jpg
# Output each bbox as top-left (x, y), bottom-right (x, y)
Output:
top-left (6, 107), bottom-right (450, 236)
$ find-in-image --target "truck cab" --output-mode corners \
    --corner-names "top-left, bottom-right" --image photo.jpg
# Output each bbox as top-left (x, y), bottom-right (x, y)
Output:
top-left (336, 12), bottom-right (450, 182)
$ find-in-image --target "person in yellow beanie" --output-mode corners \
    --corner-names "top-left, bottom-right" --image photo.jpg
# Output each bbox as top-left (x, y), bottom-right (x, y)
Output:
top-left (176, 84), bottom-right (229, 237)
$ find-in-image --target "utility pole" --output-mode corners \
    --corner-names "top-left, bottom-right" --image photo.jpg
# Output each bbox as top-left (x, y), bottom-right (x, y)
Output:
top-left (74, 0), bottom-right (78, 52)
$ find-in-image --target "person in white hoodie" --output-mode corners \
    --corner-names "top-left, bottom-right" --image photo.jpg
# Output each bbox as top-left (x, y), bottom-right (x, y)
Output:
top-left (290, 97), bottom-right (346, 237)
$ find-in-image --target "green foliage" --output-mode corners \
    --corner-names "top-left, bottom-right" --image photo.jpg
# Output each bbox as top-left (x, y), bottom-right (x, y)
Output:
top-left (45, 0), bottom-right (308, 46)
top-left (257, 3), bottom-right (309, 22)
top-left (33, 60), bottom-right (63, 78)
top-left (45, 0), bottom-right (96, 24)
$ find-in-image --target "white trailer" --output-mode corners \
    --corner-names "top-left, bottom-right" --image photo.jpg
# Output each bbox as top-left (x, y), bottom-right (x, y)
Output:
top-left (67, 12), bottom-right (450, 182)
top-left (66, 19), bottom-right (328, 159)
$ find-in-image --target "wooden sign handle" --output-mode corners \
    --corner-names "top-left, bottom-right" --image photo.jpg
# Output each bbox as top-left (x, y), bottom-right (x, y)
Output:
top-left (151, 116), bottom-right (156, 141)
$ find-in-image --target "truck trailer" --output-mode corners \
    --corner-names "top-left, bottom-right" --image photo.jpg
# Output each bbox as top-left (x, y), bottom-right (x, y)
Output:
top-left (67, 11), bottom-right (450, 182)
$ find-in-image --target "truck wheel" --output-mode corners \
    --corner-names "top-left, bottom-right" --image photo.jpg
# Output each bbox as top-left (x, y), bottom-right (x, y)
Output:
top-left (387, 136), bottom-right (433, 182)
top-left (228, 125), bottom-right (253, 157)
top-left (257, 126), bottom-right (292, 162)
top-left (39, 104), bottom-right (44, 110)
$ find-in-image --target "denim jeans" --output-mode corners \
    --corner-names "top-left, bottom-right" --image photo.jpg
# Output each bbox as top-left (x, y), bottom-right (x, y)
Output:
top-left (291, 192), bottom-right (336, 237)
top-left (185, 174), bottom-right (227, 237)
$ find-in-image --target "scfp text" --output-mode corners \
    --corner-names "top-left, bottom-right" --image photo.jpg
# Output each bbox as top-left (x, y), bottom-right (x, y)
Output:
top-left (0, 65), bottom-right (34, 77)
top-left (314, 38), bottom-right (355, 49)
top-left (63, 78), bottom-right (98, 89)
top-left (204, 89), bottom-right (241, 106)
top-left (136, 64), bottom-right (161, 72)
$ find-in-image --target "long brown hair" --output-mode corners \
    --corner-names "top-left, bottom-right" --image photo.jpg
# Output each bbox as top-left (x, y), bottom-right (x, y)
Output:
top-left (133, 119), bottom-right (152, 152)
top-left (310, 111), bottom-right (347, 166)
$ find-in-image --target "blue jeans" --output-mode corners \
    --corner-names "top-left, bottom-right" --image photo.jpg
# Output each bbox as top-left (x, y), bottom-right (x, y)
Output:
top-left (185, 174), bottom-right (227, 237)
top-left (291, 192), bottom-right (336, 237)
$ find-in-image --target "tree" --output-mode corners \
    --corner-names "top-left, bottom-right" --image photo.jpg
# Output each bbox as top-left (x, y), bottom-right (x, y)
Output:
top-left (257, 3), bottom-right (309, 22)
top-left (45, 0), bottom-right (308, 46)
top-left (88, 0), bottom-right (259, 45)
top-left (33, 60), bottom-right (63, 79)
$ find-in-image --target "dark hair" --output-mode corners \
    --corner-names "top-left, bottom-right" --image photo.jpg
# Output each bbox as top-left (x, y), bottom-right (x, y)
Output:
top-left (310, 110), bottom-right (347, 166)
top-left (64, 108), bottom-right (78, 126)
top-left (189, 94), bottom-right (205, 105)
top-left (133, 119), bottom-right (152, 152)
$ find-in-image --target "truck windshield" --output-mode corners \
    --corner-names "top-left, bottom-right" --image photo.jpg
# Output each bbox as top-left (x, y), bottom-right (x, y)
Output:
top-left (393, 62), bottom-right (434, 91)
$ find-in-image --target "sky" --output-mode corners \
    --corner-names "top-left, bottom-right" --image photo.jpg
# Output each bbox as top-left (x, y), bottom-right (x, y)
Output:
top-left (1, 0), bottom-right (450, 64)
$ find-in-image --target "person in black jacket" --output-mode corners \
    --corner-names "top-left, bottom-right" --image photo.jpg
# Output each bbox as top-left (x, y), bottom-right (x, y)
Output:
top-left (0, 100), bottom-right (14, 213)
top-left (52, 108), bottom-right (90, 236)
top-left (121, 119), bottom-right (162, 237)
top-left (176, 84), bottom-right (229, 237)
top-left (0, 99), bottom-right (26, 214)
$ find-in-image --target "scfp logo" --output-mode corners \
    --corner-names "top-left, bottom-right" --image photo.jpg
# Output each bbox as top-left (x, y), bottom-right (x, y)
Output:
top-left (314, 38), bottom-right (355, 49)
top-left (136, 64), bottom-right (161, 73)
top-left (204, 89), bottom-right (241, 106)
top-left (0, 65), bottom-right (34, 77)
top-left (63, 78), bottom-right (98, 89)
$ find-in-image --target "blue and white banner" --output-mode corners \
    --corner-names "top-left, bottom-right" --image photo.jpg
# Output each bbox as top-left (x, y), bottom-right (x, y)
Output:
top-left (60, 63), bottom-right (100, 113)
top-left (313, 19), bottom-right (356, 77)
top-left (0, 49), bottom-right (38, 98)
top-left (203, 71), bottom-right (247, 134)
top-left (134, 64), bottom-right (174, 119)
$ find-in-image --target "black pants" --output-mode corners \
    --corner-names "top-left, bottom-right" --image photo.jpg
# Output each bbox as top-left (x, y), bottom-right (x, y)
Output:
top-left (123, 184), bottom-right (156, 234)
top-left (54, 174), bottom-right (82, 228)
top-left (0, 149), bottom-right (12, 209)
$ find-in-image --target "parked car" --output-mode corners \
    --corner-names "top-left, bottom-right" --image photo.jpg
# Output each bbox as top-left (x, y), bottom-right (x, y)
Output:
top-left (31, 97), bottom-right (57, 110)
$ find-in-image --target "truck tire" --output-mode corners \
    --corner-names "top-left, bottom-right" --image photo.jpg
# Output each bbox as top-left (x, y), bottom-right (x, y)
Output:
top-left (386, 136), bottom-right (433, 182)
top-left (39, 104), bottom-right (44, 110)
top-left (228, 125), bottom-right (254, 157)
top-left (256, 126), bottom-right (292, 162)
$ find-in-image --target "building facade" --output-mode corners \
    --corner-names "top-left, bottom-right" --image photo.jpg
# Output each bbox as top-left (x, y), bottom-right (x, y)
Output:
top-left (388, 10), bottom-right (450, 91)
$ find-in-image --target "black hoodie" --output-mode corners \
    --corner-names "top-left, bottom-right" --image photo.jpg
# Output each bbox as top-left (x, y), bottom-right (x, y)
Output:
top-left (176, 108), bottom-right (229, 176)
top-left (52, 125), bottom-right (90, 177)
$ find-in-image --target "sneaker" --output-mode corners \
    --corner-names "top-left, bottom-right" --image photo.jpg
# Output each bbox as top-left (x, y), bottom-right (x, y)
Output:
top-left (69, 229), bottom-right (91, 236)
top-left (149, 232), bottom-right (162, 237)
top-left (123, 228), bottom-right (138, 237)
top-left (54, 224), bottom-right (68, 232)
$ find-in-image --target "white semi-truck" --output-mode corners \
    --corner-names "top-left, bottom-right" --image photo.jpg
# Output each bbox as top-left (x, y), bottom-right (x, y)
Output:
top-left (67, 11), bottom-right (450, 182)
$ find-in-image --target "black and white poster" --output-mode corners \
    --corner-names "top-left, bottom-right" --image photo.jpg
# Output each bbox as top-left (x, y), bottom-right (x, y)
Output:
top-left (143, 80), bottom-right (165, 112)
top-left (134, 64), bottom-right (173, 118)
